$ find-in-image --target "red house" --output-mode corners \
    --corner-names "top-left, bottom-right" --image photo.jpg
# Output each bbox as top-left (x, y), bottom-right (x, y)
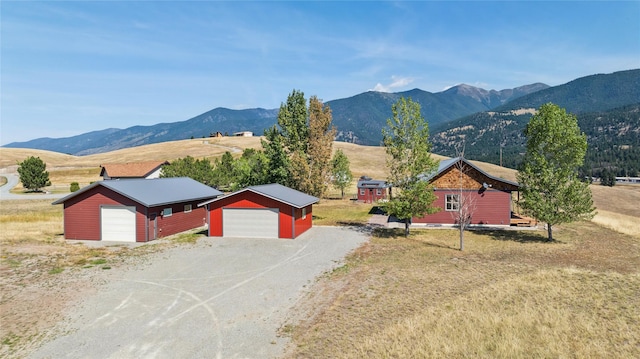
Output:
top-left (413, 157), bottom-right (521, 227)
top-left (199, 183), bottom-right (319, 239)
top-left (100, 161), bottom-right (169, 180)
top-left (357, 176), bottom-right (390, 203)
top-left (52, 178), bottom-right (222, 242)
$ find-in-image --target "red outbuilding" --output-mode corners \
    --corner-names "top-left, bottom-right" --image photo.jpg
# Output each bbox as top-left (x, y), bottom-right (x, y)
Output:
top-left (357, 176), bottom-right (390, 203)
top-left (52, 177), bottom-right (222, 242)
top-left (199, 183), bottom-right (319, 239)
top-left (413, 157), bottom-right (521, 227)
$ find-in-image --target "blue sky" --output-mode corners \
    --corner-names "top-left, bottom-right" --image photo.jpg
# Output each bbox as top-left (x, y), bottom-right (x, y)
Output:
top-left (2, 1), bottom-right (639, 145)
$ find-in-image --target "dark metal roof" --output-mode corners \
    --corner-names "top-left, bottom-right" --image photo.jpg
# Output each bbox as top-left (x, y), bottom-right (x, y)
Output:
top-left (357, 179), bottom-right (390, 188)
top-left (420, 157), bottom-right (520, 187)
top-left (199, 183), bottom-right (319, 209)
top-left (52, 177), bottom-right (223, 207)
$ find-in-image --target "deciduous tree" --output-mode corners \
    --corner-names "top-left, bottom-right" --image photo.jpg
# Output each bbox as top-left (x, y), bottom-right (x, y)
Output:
top-left (382, 97), bottom-right (439, 237)
top-left (17, 156), bottom-right (51, 192)
top-left (262, 90), bottom-right (336, 197)
top-left (331, 149), bottom-right (353, 199)
top-left (277, 89), bottom-right (308, 154)
top-left (160, 156), bottom-right (215, 186)
top-left (517, 103), bottom-right (595, 241)
top-left (211, 151), bottom-right (237, 189)
top-left (234, 148), bottom-right (268, 189)
top-left (262, 125), bottom-right (291, 186)
top-left (305, 96), bottom-right (336, 198)
top-left (449, 156), bottom-right (477, 251)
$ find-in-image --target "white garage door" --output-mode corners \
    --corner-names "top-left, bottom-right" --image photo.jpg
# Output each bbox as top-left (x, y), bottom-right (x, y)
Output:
top-left (101, 206), bottom-right (136, 242)
top-left (223, 208), bottom-right (279, 238)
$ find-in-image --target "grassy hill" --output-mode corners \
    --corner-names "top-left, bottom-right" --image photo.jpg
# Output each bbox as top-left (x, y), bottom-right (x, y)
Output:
top-left (1, 138), bottom-right (518, 193)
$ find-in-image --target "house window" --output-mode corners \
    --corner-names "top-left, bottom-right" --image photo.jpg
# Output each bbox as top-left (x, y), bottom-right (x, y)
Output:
top-left (184, 204), bottom-right (192, 213)
top-left (376, 189), bottom-right (382, 195)
top-left (302, 208), bottom-right (307, 220)
top-left (359, 188), bottom-right (365, 195)
top-left (163, 208), bottom-right (173, 217)
top-left (445, 194), bottom-right (460, 211)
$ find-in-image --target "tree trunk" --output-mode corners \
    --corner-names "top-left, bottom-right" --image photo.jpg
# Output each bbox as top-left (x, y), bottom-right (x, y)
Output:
top-left (459, 226), bottom-right (464, 251)
top-left (547, 223), bottom-right (553, 241)
top-left (404, 219), bottom-right (410, 237)
top-left (340, 188), bottom-right (344, 199)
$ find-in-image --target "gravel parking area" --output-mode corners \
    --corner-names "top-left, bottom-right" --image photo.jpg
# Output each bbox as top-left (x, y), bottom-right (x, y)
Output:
top-left (28, 226), bottom-right (368, 359)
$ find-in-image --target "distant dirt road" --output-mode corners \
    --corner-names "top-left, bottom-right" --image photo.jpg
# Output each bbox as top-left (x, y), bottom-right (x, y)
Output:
top-left (27, 227), bottom-right (368, 359)
top-left (0, 173), bottom-right (65, 201)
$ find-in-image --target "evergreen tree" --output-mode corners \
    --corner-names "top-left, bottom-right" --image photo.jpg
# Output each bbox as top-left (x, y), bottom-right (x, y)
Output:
top-left (17, 156), bottom-right (51, 192)
top-left (517, 103), bottom-right (595, 241)
top-left (600, 168), bottom-right (616, 187)
top-left (382, 97), bottom-right (439, 237)
top-left (331, 149), bottom-right (353, 199)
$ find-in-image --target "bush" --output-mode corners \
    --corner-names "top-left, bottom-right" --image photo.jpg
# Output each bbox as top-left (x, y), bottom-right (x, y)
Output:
top-left (70, 182), bottom-right (80, 192)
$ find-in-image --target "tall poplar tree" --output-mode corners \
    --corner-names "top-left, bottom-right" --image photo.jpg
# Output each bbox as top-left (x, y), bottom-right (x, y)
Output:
top-left (262, 90), bottom-right (336, 197)
top-left (382, 97), bottom-right (439, 237)
top-left (262, 125), bottom-right (291, 186)
top-left (306, 96), bottom-right (336, 198)
top-left (277, 89), bottom-right (308, 154)
top-left (517, 103), bottom-right (595, 241)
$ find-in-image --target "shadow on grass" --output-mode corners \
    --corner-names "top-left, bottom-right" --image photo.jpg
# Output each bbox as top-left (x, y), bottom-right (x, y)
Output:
top-left (474, 229), bottom-right (552, 243)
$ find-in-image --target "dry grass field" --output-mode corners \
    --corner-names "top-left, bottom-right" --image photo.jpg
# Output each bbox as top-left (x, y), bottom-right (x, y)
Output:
top-left (284, 222), bottom-right (639, 358)
top-left (1, 139), bottom-right (639, 357)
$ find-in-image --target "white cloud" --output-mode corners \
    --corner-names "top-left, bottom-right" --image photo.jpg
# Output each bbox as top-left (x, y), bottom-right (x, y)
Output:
top-left (370, 75), bottom-right (414, 92)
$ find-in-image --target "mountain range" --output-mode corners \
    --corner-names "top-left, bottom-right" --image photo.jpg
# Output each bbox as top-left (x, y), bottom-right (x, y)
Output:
top-left (4, 69), bottom-right (639, 175)
top-left (431, 69), bottom-right (640, 176)
top-left (4, 81), bottom-right (549, 155)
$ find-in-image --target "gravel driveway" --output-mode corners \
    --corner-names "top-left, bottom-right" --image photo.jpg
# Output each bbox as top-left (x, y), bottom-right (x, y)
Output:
top-left (28, 226), bottom-right (368, 359)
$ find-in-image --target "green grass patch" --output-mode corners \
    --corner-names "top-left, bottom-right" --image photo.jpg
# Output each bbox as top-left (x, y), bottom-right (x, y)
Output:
top-left (313, 198), bottom-right (373, 226)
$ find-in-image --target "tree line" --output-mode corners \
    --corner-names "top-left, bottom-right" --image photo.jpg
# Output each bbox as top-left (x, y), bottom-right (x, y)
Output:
top-left (162, 90), bottom-right (353, 198)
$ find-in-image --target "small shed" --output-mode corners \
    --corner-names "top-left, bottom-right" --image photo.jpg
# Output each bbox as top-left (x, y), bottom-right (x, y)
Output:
top-left (52, 177), bottom-right (222, 242)
top-left (100, 161), bottom-right (169, 180)
top-left (199, 183), bottom-right (318, 239)
top-left (413, 157), bottom-right (520, 227)
top-left (357, 176), bottom-right (390, 203)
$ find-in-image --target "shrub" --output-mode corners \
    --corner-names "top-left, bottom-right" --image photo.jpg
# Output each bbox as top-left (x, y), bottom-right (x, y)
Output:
top-left (70, 182), bottom-right (80, 192)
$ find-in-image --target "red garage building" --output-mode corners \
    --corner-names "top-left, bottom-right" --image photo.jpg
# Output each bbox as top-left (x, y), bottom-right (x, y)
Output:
top-left (413, 157), bottom-right (521, 227)
top-left (199, 183), bottom-right (319, 239)
top-left (52, 177), bottom-right (222, 242)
